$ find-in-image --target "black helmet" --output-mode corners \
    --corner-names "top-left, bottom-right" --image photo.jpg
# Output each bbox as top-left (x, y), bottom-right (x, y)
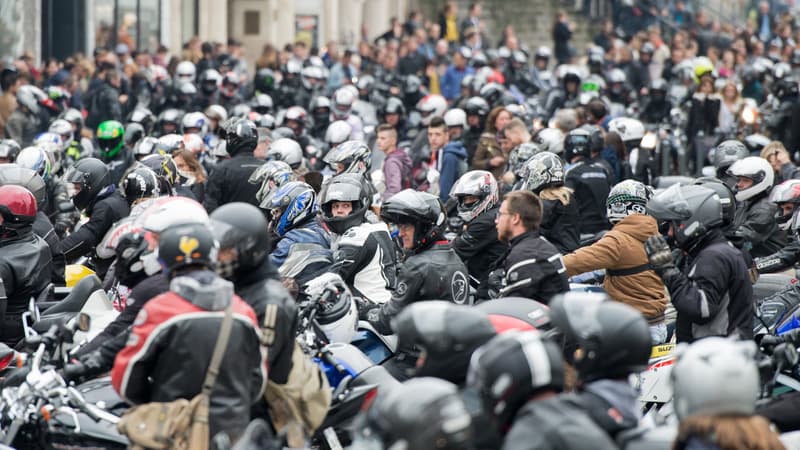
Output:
top-left (580, 123), bottom-right (604, 154)
top-left (139, 153), bottom-right (179, 194)
top-left (122, 166), bottom-right (160, 205)
top-left (210, 202), bottom-right (271, 279)
top-left (114, 230), bottom-right (152, 286)
top-left (466, 330), bottom-right (565, 432)
top-left (354, 377), bottom-right (473, 450)
top-left (694, 177), bottom-right (737, 228)
top-left (0, 139), bottom-right (22, 162)
top-left (393, 301), bottom-right (497, 384)
top-left (549, 292), bottom-right (651, 381)
top-left (647, 184), bottom-right (723, 250)
top-left (65, 157), bottom-right (111, 211)
top-left (380, 189), bottom-right (446, 252)
top-left (124, 122), bottom-right (145, 147)
top-left (129, 108), bottom-right (156, 135)
top-left (249, 93), bottom-right (274, 115)
top-left (563, 128), bottom-right (592, 161)
top-left (223, 118), bottom-right (258, 156)
top-left (381, 97), bottom-right (406, 117)
top-left (320, 173), bottom-right (370, 235)
top-left (0, 164), bottom-right (46, 208)
top-left (464, 96), bottom-right (490, 118)
top-left (310, 96), bottom-right (332, 125)
top-left (479, 82), bottom-right (504, 107)
top-left (712, 139), bottom-right (748, 177)
top-left (158, 222), bottom-right (217, 274)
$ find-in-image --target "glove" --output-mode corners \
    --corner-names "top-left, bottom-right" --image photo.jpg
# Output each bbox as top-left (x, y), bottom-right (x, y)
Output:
top-left (486, 269), bottom-right (506, 299)
top-left (63, 350), bottom-right (109, 383)
top-left (644, 235), bottom-right (676, 275)
top-left (355, 297), bottom-right (379, 320)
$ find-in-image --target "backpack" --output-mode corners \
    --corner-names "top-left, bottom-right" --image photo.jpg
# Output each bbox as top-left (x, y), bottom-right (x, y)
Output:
top-left (261, 304), bottom-right (331, 448)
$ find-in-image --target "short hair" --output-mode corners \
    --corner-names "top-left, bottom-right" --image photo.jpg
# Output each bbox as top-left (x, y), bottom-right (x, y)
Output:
top-left (504, 190), bottom-right (543, 231)
top-left (428, 116), bottom-right (447, 131)
top-left (587, 99), bottom-right (609, 121)
top-left (377, 123), bottom-right (397, 139)
top-left (554, 108), bottom-right (578, 133)
top-left (503, 117), bottom-right (528, 136)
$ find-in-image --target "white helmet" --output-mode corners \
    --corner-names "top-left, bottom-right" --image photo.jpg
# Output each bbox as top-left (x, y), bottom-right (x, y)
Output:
top-left (332, 87), bottom-right (356, 120)
top-left (48, 119), bottom-right (74, 143)
top-left (417, 95), bottom-right (448, 126)
top-left (727, 156), bottom-right (775, 202)
top-left (181, 112), bottom-right (209, 136)
top-left (182, 133), bottom-right (206, 155)
top-left (671, 337), bottom-right (759, 420)
top-left (266, 138), bottom-right (303, 169)
top-left (34, 132), bottom-right (64, 173)
top-left (606, 180), bottom-right (653, 224)
top-left (204, 104), bottom-right (228, 122)
top-left (136, 196), bottom-right (209, 233)
top-left (608, 117), bottom-right (645, 145)
top-left (303, 272), bottom-right (358, 344)
top-left (175, 61), bottom-right (196, 83)
top-left (444, 108), bottom-right (467, 128)
top-left (534, 128), bottom-right (564, 154)
top-left (325, 120), bottom-right (353, 147)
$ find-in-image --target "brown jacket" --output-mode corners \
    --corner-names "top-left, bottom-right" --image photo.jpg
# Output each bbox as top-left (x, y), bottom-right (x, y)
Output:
top-left (0, 92), bottom-right (17, 139)
top-left (471, 132), bottom-right (507, 180)
top-left (563, 214), bottom-right (668, 321)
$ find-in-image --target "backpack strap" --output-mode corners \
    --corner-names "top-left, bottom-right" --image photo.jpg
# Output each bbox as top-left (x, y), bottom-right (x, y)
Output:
top-left (606, 263), bottom-right (653, 277)
top-left (201, 303), bottom-right (234, 396)
top-left (261, 304), bottom-right (278, 347)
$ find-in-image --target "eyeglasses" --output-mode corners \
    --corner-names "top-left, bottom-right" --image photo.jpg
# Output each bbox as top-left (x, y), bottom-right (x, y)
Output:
top-left (496, 210), bottom-right (513, 219)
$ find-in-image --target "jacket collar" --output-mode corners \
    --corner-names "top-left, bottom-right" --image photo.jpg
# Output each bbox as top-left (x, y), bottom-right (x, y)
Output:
top-left (509, 230), bottom-right (539, 246)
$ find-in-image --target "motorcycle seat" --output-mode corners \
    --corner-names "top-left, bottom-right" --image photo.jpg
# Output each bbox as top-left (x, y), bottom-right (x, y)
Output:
top-left (353, 365), bottom-right (400, 393)
top-left (32, 312), bottom-right (74, 334)
top-left (40, 275), bottom-right (102, 315)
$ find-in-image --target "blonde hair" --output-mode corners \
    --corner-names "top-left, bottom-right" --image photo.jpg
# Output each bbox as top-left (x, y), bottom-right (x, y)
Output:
top-left (673, 415), bottom-right (785, 450)
top-left (539, 186), bottom-right (574, 206)
top-left (761, 141), bottom-right (788, 161)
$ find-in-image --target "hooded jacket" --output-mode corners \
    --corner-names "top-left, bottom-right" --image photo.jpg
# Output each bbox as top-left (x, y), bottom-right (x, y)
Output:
top-left (382, 148), bottom-right (412, 201)
top-left (436, 140), bottom-right (468, 202)
top-left (563, 214), bottom-right (668, 321)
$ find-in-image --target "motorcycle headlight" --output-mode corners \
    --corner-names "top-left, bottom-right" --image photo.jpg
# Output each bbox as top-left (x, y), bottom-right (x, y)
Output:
top-left (741, 106), bottom-right (757, 125)
top-left (641, 132), bottom-right (658, 150)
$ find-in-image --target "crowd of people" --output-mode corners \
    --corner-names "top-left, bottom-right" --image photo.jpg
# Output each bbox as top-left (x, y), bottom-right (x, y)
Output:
top-left (1, 0), bottom-right (800, 449)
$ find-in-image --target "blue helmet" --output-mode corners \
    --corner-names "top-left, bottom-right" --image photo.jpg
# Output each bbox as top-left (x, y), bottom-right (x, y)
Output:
top-left (268, 181), bottom-right (316, 237)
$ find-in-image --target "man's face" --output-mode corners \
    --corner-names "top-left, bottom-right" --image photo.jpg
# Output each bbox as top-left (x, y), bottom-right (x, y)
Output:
top-left (376, 131), bottom-right (396, 152)
top-left (494, 200), bottom-right (514, 242)
top-left (331, 201), bottom-right (353, 217)
top-left (780, 203), bottom-right (795, 218)
top-left (428, 126), bottom-right (448, 150)
top-left (398, 223), bottom-right (415, 249)
top-left (385, 113), bottom-right (400, 126)
top-left (736, 176), bottom-right (754, 192)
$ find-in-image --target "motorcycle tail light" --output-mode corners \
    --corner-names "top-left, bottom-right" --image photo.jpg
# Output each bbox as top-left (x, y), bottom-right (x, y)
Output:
top-left (359, 386), bottom-right (379, 412)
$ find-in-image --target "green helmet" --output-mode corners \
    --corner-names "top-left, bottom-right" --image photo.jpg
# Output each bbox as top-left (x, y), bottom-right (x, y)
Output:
top-left (96, 120), bottom-right (125, 159)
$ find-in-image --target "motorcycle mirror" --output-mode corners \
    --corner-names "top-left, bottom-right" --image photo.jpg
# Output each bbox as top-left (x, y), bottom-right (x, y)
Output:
top-left (77, 313), bottom-right (91, 332)
top-left (24, 335), bottom-right (43, 350)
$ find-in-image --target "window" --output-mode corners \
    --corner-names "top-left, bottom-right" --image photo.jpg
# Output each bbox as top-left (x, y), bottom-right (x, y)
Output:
top-left (244, 10), bottom-right (260, 35)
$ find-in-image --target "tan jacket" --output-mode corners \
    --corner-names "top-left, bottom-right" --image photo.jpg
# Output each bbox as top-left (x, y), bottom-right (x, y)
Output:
top-left (471, 132), bottom-right (507, 180)
top-left (0, 92), bottom-right (17, 138)
top-left (563, 214), bottom-right (668, 321)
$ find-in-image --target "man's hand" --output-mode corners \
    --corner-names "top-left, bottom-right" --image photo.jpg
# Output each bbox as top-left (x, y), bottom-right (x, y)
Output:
top-left (645, 235), bottom-right (675, 274)
top-left (489, 156), bottom-right (506, 167)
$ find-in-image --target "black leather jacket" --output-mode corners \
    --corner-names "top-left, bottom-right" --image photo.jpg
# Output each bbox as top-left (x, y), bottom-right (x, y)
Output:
top-left (371, 240), bottom-right (469, 335)
top-left (452, 206), bottom-right (507, 299)
top-left (496, 231), bottom-right (570, 304)
top-left (203, 151), bottom-right (263, 212)
top-left (33, 211), bottom-right (65, 285)
top-left (756, 236), bottom-right (800, 274)
top-left (565, 160), bottom-right (612, 235)
top-left (59, 188), bottom-right (130, 262)
top-left (540, 197), bottom-right (581, 254)
top-left (0, 230), bottom-right (53, 346)
top-left (732, 192), bottom-right (787, 258)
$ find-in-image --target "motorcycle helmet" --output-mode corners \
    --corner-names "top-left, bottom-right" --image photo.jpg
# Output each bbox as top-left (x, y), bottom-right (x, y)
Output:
top-left (15, 85), bottom-right (46, 114)
top-left (332, 87), bottom-right (356, 120)
top-left (563, 128), bottom-right (592, 162)
top-left (124, 123), bottom-right (145, 148)
top-left (324, 121), bottom-right (352, 148)
top-left (210, 202), bottom-right (271, 279)
top-left (353, 377), bottom-right (473, 450)
top-left (671, 337), bottom-right (759, 420)
top-left (60, 108), bottom-right (85, 132)
top-left (356, 74), bottom-right (375, 97)
top-left (0, 165), bottom-right (46, 209)
top-left (549, 292), bottom-right (651, 381)
top-left (466, 330), bottom-right (565, 432)
top-left (204, 104), bottom-right (228, 124)
top-left (606, 179), bottom-right (654, 224)
top-left (133, 136), bottom-right (159, 159)
top-left (158, 222), bottom-right (217, 273)
top-left (155, 133), bottom-right (184, 154)
top-left (394, 301), bottom-right (497, 383)
top-left (727, 156), bottom-right (774, 202)
top-left (507, 142), bottom-right (544, 177)
top-left (444, 108), bottom-right (467, 129)
top-left (417, 95), bottom-right (448, 127)
top-left (156, 109), bottom-right (182, 135)
top-left (33, 133), bottom-right (64, 174)
top-left (769, 179), bottom-right (800, 230)
top-left (198, 68), bottom-right (221, 95)
top-left (113, 229), bottom-right (159, 284)
top-left (254, 68), bottom-right (276, 94)
top-left (181, 112), bottom-right (209, 136)
top-left (580, 124), bottom-right (605, 155)
top-left (0, 184), bottom-right (37, 238)
top-left (693, 177), bottom-right (737, 228)
top-left (96, 120), bottom-right (126, 159)
top-left (712, 140), bottom-right (749, 178)
top-left (175, 61), bottom-right (196, 83)
top-left (608, 117), bottom-right (645, 148)
top-left (220, 72), bottom-right (240, 97)
top-left (230, 103), bottom-right (251, 119)
top-left (381, 96), bottom-right (407, 118)
top-left (320, 173), bottom-right (370, 235)
top-left (16, 147), bottom-right (52, 183)
top-left (647, 184), bottom-right (724, 250)
top-left (520, 151), bottom-right (565, 194)
top-left (323, 140), bottom-right (371, 175)
top-left (534, 128), bottom-right (564, 154)
top-left (139, 153), bottom-right (179, 194)
top-left (122, 166), bottom-right (161, 205)
top-left (449, 170), bottom-right (499, 223)
top-left (250, 93), bottom-right (274, 115)
top-left (0, 139), bottom-right (22, 163)
top-left (138, 196), bottom-right (209, 233)
top-left (479, 82), bottom-right (505, 107)
top-left (223, 118), bottom-right (258, 156)
top-left (535, 45), bottom-right (552, 61)
top-left (380, 189), bottom-right (446, 252)
top-left (65, 157), bottom-right (110, 211)
top-left (283, 106), bottom-right (308, 137)
top-left (302, 272), bottom-right (358, 344)
top-left (182, 133), bottom-right (205, 156)
top-left (310, 96), bottom-right (332, 128)
top-left (465, 96), bottom-right (490, 119)
top-left (265, 138), bottom-right (303, 170)
top-left (267, 181), bottom-right (316, 237)
top-left (649, 78), bottom-right (668, 103)
top-left (129, 107), bottom-right (156, 135)
top-left (49, 119), bottom-right (75, 145)
top-left (743, 133), bottom-right (771, 155)
top-left (248, 160), bottom-right (297, 207)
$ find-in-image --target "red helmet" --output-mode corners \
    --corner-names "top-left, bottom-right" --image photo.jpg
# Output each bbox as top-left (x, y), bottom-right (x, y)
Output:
top-left (0, 185), bottom-right (37, 237)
